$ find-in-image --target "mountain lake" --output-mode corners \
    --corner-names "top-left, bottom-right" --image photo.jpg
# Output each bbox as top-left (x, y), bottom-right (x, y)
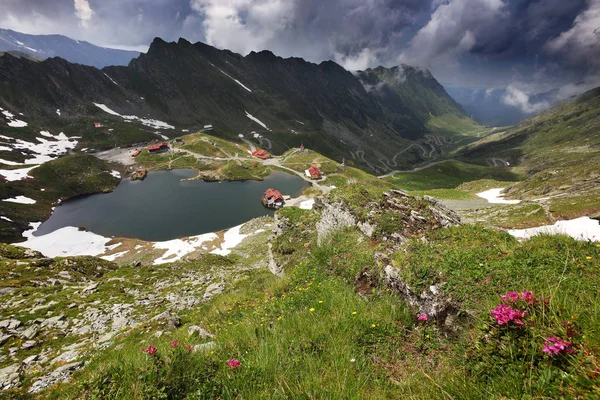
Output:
top-left (35, 169), bottom-right (308, 241)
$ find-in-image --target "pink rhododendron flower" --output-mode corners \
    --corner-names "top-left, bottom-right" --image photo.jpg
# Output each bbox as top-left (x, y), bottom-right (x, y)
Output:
top-left (542, 337), bottom-right (574, 355)
top-left (187, 344), bottom-right (194, 353)
top-left (501, 291), bottom-right (521, 303)
top-left (227, 359), bottom-right (241, 370)
top-left (521, 291), bottom-right (536, 305)
top-left (490, 304), bottom-right (526, 326)
top-left (143, 345), bottom-right (157, 355)
top-left (170, 340), bottom-right (179, 348)
top-left (417, 313), bottom-right (428, 322)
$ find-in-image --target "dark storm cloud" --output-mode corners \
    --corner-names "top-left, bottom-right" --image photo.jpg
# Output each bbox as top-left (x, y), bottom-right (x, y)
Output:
top-left (1, 0), bottom-right (599, 99)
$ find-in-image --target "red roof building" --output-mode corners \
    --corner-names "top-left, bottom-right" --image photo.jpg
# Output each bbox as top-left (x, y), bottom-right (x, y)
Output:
top-left (132, 149), bottom-right (141, 157)
top-left (264, 188), bottom-right (284, 202)
top-left (147, 142), bottom-right (169, 153)
top-left (252, 149), bottom-right (270, 159)
top-left (93, 122), bottom-right (103, 128)
top-left (307, 166), bottom-right (321, 179)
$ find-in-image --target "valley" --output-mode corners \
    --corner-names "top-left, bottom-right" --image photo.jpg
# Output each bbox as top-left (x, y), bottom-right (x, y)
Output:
top-left (0, 32), bottom-right (599, 399)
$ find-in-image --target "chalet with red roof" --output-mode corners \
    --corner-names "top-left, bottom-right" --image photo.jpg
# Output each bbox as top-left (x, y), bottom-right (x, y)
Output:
top-left (252, 149), bottom-right (270, 160)
top-left (93, 122), bottom-right (103, 128)
top-left (261, 188), bottom-right (284, 208)
top-left (147, 142), bottom-right (169, 153)
top-left (305, 166), bottom-right (322, 180)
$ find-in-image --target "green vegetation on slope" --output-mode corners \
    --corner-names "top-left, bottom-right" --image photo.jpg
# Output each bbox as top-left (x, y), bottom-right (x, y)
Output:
top-left (23, 223), bottom-right (600, 399)
top-left (457, 87), bottom-right (600, 200)
top-left (385, 160), bottom-right (521, 191)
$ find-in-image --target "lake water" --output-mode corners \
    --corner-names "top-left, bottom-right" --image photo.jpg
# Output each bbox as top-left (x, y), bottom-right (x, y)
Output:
top-left (35, 170), bottom-right (308, 241)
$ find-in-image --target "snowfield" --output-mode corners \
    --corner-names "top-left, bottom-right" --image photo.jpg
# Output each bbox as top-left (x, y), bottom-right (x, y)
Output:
top-left (17, 222), bottom-right (264, 264)
top-left (94, 103), bottom-right (175, 130)
top-left (508, 217), bottom-right (600, 242)
top-left (1, 107), bottom-right (28, 127)
top-left (477, 188), bottom-right (521, 204)
top-left (0, 165), bottom-right (39, 182)
top-left (2, 195), bottom-right (36, 204)
top-left (299, 199), bottom-right (315, 210)
top-left (210, 224), bottom-right (247, 256)
top-left (153, 233), bottom-right (218, 265)
top-left (19, 224), bottom-right (113, 257)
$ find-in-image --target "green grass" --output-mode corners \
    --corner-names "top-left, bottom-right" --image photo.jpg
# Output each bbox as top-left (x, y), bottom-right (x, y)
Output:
top-left (25, 223), bottom-right (600, 399)
top-left (178, 133), bottom-right (249, 158)
top-left (385, 160), bottom-right (522, 191)
top-left (281, 149), bottom-right (340, 174)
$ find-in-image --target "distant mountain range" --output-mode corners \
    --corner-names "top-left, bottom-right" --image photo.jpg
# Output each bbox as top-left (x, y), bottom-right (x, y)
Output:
top-left (446, 86), bottom-right (558, 127)
top-left (0, 28), bottom-right (139, 68)
top-left (0, 37), bottom-right (481, 171)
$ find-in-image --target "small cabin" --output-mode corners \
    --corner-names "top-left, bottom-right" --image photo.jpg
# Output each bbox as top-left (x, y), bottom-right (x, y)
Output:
top-left (131, 149), bottom-right (141, 157)
top-left (252, 149), bottom-right (270, 160)
top-left (305, 166), bottom-right (322, 180)
top-left (147, 142), bottom-right (169, 153)
top-left (262, 188), bottom-right (284, 209)
top-left (93, 122), bottom-right (103, 128)
top-left (203, 124), bottom-right (213, 131)
top-left (299, 143), bottom-right (305, 152)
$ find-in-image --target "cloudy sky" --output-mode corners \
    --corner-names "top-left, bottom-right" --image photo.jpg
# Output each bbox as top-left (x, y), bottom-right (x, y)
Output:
top-left (1, 0), bottom-right (599, 104)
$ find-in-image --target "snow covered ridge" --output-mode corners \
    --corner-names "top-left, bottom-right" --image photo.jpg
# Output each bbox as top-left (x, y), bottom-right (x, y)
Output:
top-left (94, 103), bottom-right (175, 130)
top-left (1, 106), bottom-right (28, 127)
top-left (477, 188), bottom-right (521, 205)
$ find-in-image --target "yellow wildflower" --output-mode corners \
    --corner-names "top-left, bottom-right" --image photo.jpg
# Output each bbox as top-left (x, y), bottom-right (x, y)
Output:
top-left (309, 308), bottom-right (315, 312)
top-left (352, 311), bottom-right (357, 315)
top-left (318, 300), bottom-right (323, 304)
top-left (371, 324), bottom-right (376, 328)
top-left (586, 256), bottom-right (592, 260)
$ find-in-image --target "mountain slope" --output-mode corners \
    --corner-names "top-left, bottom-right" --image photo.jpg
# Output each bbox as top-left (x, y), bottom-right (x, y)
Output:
top-left (456, 87), bottom-right (600, 216)
top-left (0, 38), bottom-right (482, 172)
top-left (0, 28), bottom-right (139, 68)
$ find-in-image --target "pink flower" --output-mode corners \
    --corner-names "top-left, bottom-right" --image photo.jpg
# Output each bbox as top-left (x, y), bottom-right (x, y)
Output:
top-left (186, 344), bottom-right (194, 353)
top-left (542, 337), bottom-right (574, 356)
top-left (143, 345), bottom-right (157, 355)
top-left (490, 304), bottom-right (526, 326)
top-left (501, 291), bottom-right (521, 303)
top-left (521, 291), bottom-right (536, 305)
top-left (170, 340), bottom-right (179, 348)
top-left (227, 359), bottom-right (241, 370)
top-left (417, 313), bottom-right (428, 322)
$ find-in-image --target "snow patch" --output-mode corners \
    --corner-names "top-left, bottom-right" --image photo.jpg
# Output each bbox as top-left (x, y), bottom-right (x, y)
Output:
top-left (18, 225), bottom-right (113, 257)
top-left (101, 251), bottom-right (129, 261)
top-left (153, 233), bottom-right (218, 265)
top-left (3, 195), bottom-right (36, 204)
top-left (1, 108), bottom-right (28, 127)
top-left (0, 165), bottom-right (38, 181)
top-left (217, 69), bottom-right (252, 92)
top-left (110, 170), bottom-right (121, 178)
top-left (299, 199), bottom-right (315, 210)
top-left (94, 103), bottom-right (175, 130)
top-left (103, 73), bottom-right (119, 86)
top-left (508, 217), bottom-right (600, 242)
top-left (477, 188), bottom-right (521, 205)
top-left (245, 112), bottom-right (270, 130)
top-left (210, 224), bottom-right (247, 256)
top-left (1, 216), bottom-right (13, 222)
top-left (56, 109), bottom-right (61, 116)
top-left (0, 131), bottom-right (78, 167)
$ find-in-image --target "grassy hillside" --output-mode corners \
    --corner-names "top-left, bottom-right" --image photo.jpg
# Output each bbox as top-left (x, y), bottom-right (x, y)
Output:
top-left (457, 87), bottom-right (600, 199)
top-left (2, 184), bottom-right (597, 398)
top-left (385, 160), bottom-right (521, 191)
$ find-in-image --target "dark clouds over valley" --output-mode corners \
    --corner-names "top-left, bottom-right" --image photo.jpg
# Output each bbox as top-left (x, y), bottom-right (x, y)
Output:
top-left (2, 0), bottom-right (599, 111)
